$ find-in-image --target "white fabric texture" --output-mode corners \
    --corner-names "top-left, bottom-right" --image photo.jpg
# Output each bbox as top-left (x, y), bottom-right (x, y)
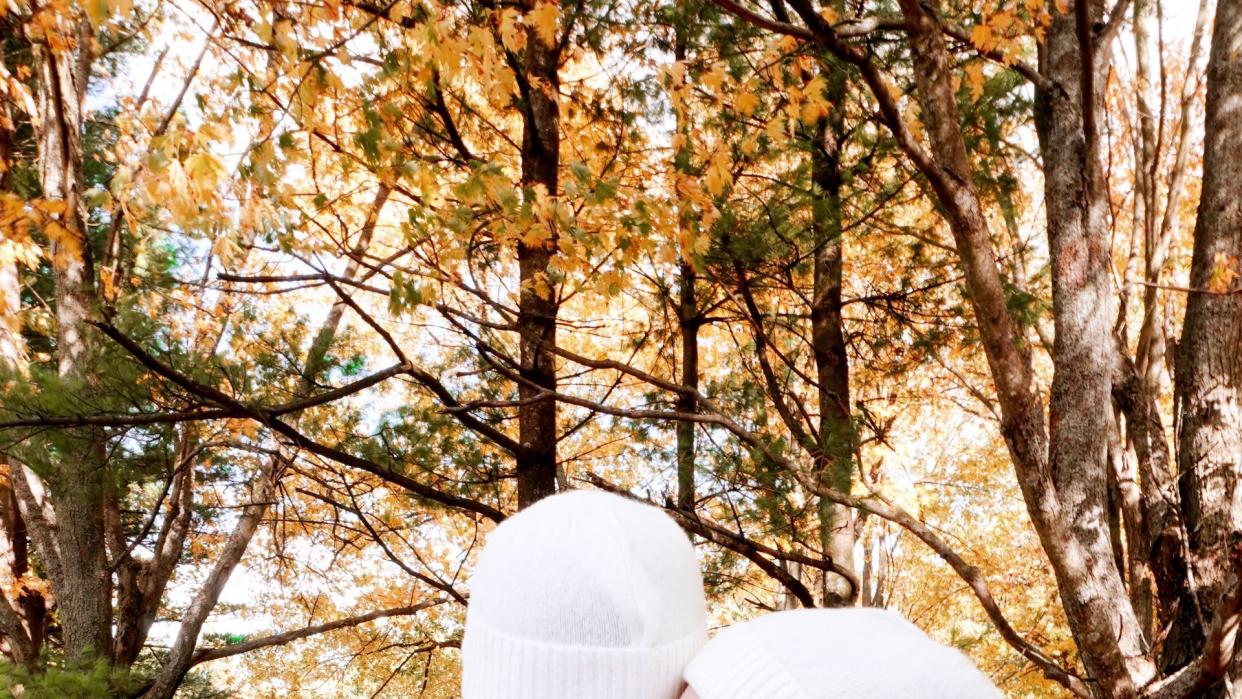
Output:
top-left (684, 608), bottom-right (1003, 699)
top-left (461, 490), bottom-right (708, 699)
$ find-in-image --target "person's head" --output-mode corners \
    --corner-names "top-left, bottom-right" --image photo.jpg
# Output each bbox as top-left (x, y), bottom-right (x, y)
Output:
top-left (461, 489), bottom-right (708, 699)
top-left (681, 608), bottom-right (1002, 699)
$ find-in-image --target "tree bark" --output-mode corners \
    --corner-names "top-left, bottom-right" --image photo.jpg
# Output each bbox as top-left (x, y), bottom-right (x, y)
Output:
top-left (1032, 5), bottom-right (1155, 690)
top-left (515, 0), bottom-right (561, 508)
top-left (1175, 0), bottom-right (1242, 675)
top-left (677, 259), bottom-right (699, 511)
top-left (33, 19), bottom-right (113, 663)
top-left (674, 28), bottom-right (698, 513)
top-left (809, 62), bottom-right (856, 607)
top-left (894, 1), bottom-right (1153, 693)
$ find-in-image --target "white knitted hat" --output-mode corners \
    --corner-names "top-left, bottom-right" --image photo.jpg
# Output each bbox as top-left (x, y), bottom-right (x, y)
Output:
top-left (461, 490), bottom-right (708, 699)
top-left (684, 608), bottom-right (1002, 699)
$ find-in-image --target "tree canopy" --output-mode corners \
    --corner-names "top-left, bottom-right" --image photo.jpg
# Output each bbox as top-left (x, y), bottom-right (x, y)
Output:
top-left (0, 0), bottom-right (1240, 696)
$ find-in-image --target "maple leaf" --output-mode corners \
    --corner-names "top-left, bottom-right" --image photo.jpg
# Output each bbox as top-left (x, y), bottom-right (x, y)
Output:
top-left (734, 91), bottom-right (760, 117)
top-left (704, 151), bottom-right (732, 197)
top-left (498, 8), bottom-right (526, 53)
top-left (970, 24), bottom-right (995, 52)
top-left (966, 62), bottom-right (986, 102)
top-left (528, 1), bottom-right (559, 46)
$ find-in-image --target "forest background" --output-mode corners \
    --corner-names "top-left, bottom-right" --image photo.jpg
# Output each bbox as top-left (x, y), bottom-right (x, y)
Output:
top-left (0, 0), bottom-right (1241, 697)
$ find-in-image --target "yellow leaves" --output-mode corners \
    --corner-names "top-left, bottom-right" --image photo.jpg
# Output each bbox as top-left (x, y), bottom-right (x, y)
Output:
top-left (186, 151), bottom-right (227, 190)
top-left (704, 150), bottom-right (733, 197)
top-left (84, 0), bottom-right (110, 27)
top-left (498, 8), bottom-right (526, 53)
top-left (594, 268), bottom-right (625, 297)
top-left (274, 18), bottom-right (299, 62)
top-left (522, 184), bottom-right (558, 248)
top-left (700, 63), bottom-right (727, 95)
top-left (798, 75), bottom-right (832, 125)
top-left (799, 100), bottom-right (827, 126)
top-left (81, 0), bottom-right (139, 31)
top-left (734, 91), bottom-right (760, 118)
top-left (99, 267), bottom-right (117, 302)
top-left (1208, 252), bottom-right (1239, 293)
top-left (389, 1), bottom-right (415, 24)
top-left (965, 62), bottom-right (986, 102)
top-left (44, 218), bottom-right (83, 271)
top-left (970, 23), bottom-right (995, 53)
top-left (0, 62), bottom-right (37, 124)
top-left (0, 198), bottom-right (84, 272)
top-left (971, 10), bottom-right (1025, 62)
top-left (496, 2), bottom-right (558, 54)
top-left (213, 234), bottom-right (245, 268)
top-left (529, 1), bottom-right (559, 46)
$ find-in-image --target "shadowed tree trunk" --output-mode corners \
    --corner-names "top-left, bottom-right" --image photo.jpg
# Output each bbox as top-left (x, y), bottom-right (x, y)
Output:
top-left (809, 59), bottom-right (856, 608)
top-left (515, 0), bottom-right (561, 508)
top-left (1175, 0), bottom-right (1242, 687)
top-left (674, 26), bottom-right (699, 513)
top-left (677, 258), bottom-right (699, 511)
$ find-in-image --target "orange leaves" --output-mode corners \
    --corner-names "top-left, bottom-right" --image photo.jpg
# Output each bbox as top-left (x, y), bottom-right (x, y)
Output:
top-left (965, 62), bottom-right (987, 102)
top-left (734, 91), bottom-right (760, 118)
top-left (528, 1), bottom-right (560, 46)
top-left (0, 196), bottom-right (88, 272)
top-left (498, 8), bottom-right (526, 53)
top-left (492, 0), bottom-right (560, 56)
top-left (704, 150), bottom-right (733, 198)
top-left (1208, 252), bottom-right (1240, 293)
top-left (969, 8), bottom-right (1041, 62)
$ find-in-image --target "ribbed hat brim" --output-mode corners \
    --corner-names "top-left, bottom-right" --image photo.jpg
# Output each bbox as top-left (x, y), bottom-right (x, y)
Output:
top-left (462, 620), bottom-right (707, 699)
top-left (682, 624), bottom-right (810, 699)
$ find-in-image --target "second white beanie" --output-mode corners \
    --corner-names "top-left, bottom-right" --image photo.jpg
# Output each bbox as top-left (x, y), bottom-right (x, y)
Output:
top-left (461, 490), bottom-right (708, 699)
top-left (684, 608), bottom-right (1003, 699)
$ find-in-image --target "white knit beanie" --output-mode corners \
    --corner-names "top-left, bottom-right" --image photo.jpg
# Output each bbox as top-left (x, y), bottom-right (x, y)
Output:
top-left (684, 608), bottom-right (1002, 699)
top-left (461, 490), bottom-right (708, 699)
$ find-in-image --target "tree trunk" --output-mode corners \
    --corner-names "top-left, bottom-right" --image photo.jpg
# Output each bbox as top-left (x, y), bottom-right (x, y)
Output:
top-left (894, 1), bottom-right (1154, 693)
top-left (33, 21), bottom-right (113, 663)
top-left (0, 84), bottom-right (23, 372)
top-left (1175, 0), bottom-right (1242, 674)
top-left (673, 28), bottom-right (698, 513)
top-left (677, 259), bottom-right (698, 511)
top-left (515, 0), bottom-right (561, 509)
top-left (1033, 5), bottom-right (1155, 690)
top-left (809, 62), bottom-right (856, 608)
